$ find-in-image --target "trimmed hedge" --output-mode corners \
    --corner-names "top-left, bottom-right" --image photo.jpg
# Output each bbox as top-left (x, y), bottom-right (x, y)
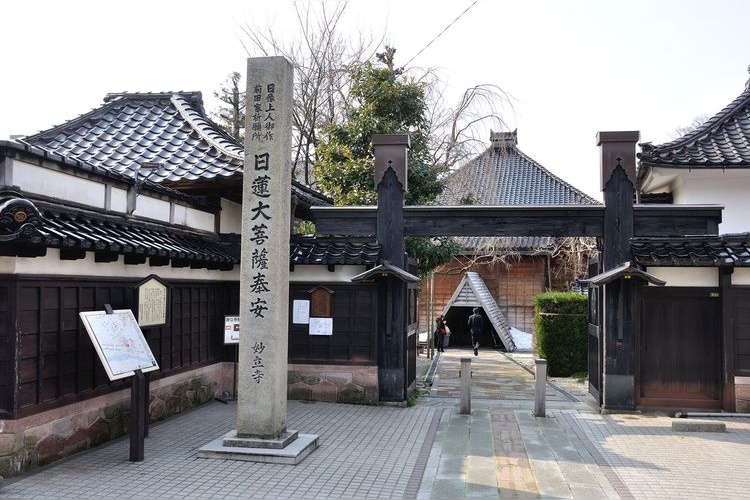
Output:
top-left (533, 292), bottom-right (588, 377)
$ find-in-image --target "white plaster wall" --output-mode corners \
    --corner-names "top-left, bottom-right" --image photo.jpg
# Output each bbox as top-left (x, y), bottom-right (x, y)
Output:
top-left (110, 187), bottom-right (128, 212)
top-left (646, 267), bottom-right (718, 287)
top-left (290, 265), bottom-right (366, 282)
top-left (220, 198), bottom-right (242, 234)
top-left (671, 170), bottom-right (750, 233)
top-left (132, 195), bottom-right (171, 222)
top-left (186, 207), bottom-right (215, 232)
top-left (2, 250), bottom-right (239, 280)
top-left (731, 268), bottom-right (750, 285)
top-left (12, 159), bottom-right (105, 208)
top-left (172, 203), bottom-right (188, 225)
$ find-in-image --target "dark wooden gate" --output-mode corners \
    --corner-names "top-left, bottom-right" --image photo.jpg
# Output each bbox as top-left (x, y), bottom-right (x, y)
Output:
top-left (637, 287), bottom-right (722, 409)
top-left (587, 285), bottom-right (602, 404)
top-left (586, 261), bottom-right (602, 403)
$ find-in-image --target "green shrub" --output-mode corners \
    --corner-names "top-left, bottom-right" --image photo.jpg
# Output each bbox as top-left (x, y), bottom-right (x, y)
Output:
top-left (533, 292), bottom-right (588, 377)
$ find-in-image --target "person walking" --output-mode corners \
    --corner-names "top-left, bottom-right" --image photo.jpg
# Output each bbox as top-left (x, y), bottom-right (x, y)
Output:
top-left (434, 314), bottom-right (447, 352)
top-left (467, 307), bottom-right (484, 356)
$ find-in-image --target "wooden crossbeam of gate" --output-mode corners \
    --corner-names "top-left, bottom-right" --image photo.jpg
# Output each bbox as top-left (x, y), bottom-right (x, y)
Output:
top-left (311, 204), bottom-right (721, 238)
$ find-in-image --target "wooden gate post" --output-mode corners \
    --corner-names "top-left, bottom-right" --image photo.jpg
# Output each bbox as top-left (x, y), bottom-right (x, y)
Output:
top-left (373, 134), bottom-right (410, 402)
top-left (598, 131), bottom-right (639, 410)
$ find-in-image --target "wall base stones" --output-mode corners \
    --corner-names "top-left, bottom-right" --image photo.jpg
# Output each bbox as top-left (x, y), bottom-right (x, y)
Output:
top-left (736, 377), bottom-right (750, 412)
top-left (0, 363), bottom-right (226, 478)
top-left (288, 364), bottom-right (378, 405)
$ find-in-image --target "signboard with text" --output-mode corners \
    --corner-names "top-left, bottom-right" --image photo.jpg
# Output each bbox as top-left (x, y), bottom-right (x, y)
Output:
top-left (137, 275), bottom-right (168, 327)
top-left (79, 309), bottom-right (159, 381)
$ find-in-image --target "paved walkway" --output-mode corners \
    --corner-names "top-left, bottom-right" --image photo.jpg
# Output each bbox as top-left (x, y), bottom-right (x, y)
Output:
top-left (2, 348), bottom-right (750, 499)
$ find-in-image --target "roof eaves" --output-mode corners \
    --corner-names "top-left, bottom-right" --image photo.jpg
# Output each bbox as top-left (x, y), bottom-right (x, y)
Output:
top-left (640, 87), bottom-right (750, 163)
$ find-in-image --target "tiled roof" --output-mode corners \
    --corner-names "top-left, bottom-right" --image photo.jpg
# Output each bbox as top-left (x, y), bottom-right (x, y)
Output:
top-left (458, 236), bottom-right (557, 254)
top-left (1, 192), bottom-right (379, 269)
top-left (630, 233), bottom-right (750, 267)
top-left (1, 195), bottom-right (237, 269)
top-left (20, 92), bottom-right (330, 207)
top-left (639, 85), bottom-right (750, 167)
top-left (439, 132), bottom-right (599, 250)
top-left (440, 134), bottom-right (600, 206)
top-left (290, 236), bottom-right (380, 266)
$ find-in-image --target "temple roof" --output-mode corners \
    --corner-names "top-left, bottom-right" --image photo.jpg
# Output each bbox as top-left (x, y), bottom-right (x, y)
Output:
top-left (440, 131), bottom-right (600, 206)
top-left (639, 84), bottom-right (750, 168)
top-left (439, 131), bottom-right (599, 251)
top-left (20, 91), bottom-right (330, 207)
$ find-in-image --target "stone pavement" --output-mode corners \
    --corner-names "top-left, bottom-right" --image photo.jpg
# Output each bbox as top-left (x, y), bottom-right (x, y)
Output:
top-left (2, 348), bottom-right (750, 499)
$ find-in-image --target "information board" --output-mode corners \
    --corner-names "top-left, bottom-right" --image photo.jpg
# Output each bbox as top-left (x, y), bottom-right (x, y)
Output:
top-left (79, 309), bottom-right (159, 381)
top-left (224, 315), bottom-right (240, 344)
top-left (309, 317), bottom-right (333, 336)
top-left (137, 276), bottom-right (168, 327)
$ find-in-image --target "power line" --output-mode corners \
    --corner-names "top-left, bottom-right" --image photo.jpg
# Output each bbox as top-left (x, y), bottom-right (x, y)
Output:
top-left (402, 1), bottom-right (479, 68)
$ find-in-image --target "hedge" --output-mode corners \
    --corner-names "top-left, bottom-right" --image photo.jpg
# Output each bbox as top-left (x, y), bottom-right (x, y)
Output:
top-left (533, 291), bottom-right (588, 377)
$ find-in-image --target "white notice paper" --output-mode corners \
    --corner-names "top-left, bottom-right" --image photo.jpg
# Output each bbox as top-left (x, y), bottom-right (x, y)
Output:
top-left (293, 300), bottom-right (310, 324)
top-left (224, 315), bottom-right (240, 344)
top-left (309, 317), bottom-right (333, 336)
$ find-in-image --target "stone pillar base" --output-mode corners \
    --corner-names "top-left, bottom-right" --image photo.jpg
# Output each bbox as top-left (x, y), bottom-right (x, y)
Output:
top-left (199, 430), bottom-right (319, 465)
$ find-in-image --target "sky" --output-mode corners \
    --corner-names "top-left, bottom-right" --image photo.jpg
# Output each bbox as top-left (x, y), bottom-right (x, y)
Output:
top-left (2, 0), bottom-right (749, 201)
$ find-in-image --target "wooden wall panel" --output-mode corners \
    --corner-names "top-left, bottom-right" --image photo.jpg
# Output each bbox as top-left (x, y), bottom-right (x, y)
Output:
top-left (289, 283), bottom-right (377, 365)
top-left (0, 283), bottom-right (16, 417)
top-left (1, 276), bottom-right (239, 419)
top-left (733, 288), bottom-right (750, 375)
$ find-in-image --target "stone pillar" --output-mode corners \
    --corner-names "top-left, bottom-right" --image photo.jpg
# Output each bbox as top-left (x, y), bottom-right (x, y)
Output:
top-left (534, 359), bottom-right (547, 417)
top-left (459, 357), bottom-right (471, 414)
top-left (236, 57), bottom-right (293, 439)
top-left (199, 57), bottom-right (318, 464)
top-left (598, 131), bottom-right (639, 410)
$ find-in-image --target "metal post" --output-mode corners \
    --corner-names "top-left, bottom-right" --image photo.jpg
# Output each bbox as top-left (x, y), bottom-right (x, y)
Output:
top-left (534, 359), bottom-right (547, 417)
top-left (459, 357), bottom-right (471, 414)
top-left (130, 369), bottom-right (146, 462)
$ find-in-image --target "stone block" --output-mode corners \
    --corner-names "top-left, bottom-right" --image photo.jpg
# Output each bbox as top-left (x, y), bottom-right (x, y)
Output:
top-left (672, 419), bottom-right (726, 432)
top-left (0, 434), bottom-right (18, 456)
top-left (150, 400), bottom-right (166, 422)
top-left (88, 419), bottom-right (111, 447)
top-left (735, 383), bottom-right (750, 412)
top-left (302, 375), bottom-right (321, 385)
top-left (52, 418), bottom-right (75, 440)
top-left (103, 403), bottom-right (125, 420)
top-left (181, 390), bottom-right (196, 411)
top-left (165, 396), bottom-right (180, 416)
top-left (352, 369), bottom-right (378, 388)
top-left (338, 383), bottom-right (364, 404)
top-left (363, 386), bottom-right (379, 405)
top-left (287, 371), bottom-right (302, 385)
top-left (326, 372), bottom-right (352, 386)
top-left (288, 383), bottom-right (312, 401)
top-left (188, 377), bottom-right (203, 390)
top-left (311, 381), bottom-right (338, 403)
top-left (197, 385), bottom-right (211, 405)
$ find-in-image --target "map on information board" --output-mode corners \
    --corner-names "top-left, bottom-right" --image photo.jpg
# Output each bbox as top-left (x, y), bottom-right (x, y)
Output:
top-left (79, 309), bottom-right (159, 381)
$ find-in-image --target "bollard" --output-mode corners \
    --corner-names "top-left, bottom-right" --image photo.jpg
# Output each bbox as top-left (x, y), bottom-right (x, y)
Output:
top-left (534, 359), bottom-right (547, 417)
top-left (459, 357), bottom-right (471, 414)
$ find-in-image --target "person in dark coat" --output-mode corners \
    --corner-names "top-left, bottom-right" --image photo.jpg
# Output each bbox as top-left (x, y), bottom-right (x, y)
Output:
top-left (467, 307), bottom-right (484, 356)
top-left (434, 314), bottom-right (447, 352)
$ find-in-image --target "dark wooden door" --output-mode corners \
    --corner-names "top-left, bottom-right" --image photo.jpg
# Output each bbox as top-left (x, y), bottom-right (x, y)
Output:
top-left (637, 287), bottom-right (722, 409)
